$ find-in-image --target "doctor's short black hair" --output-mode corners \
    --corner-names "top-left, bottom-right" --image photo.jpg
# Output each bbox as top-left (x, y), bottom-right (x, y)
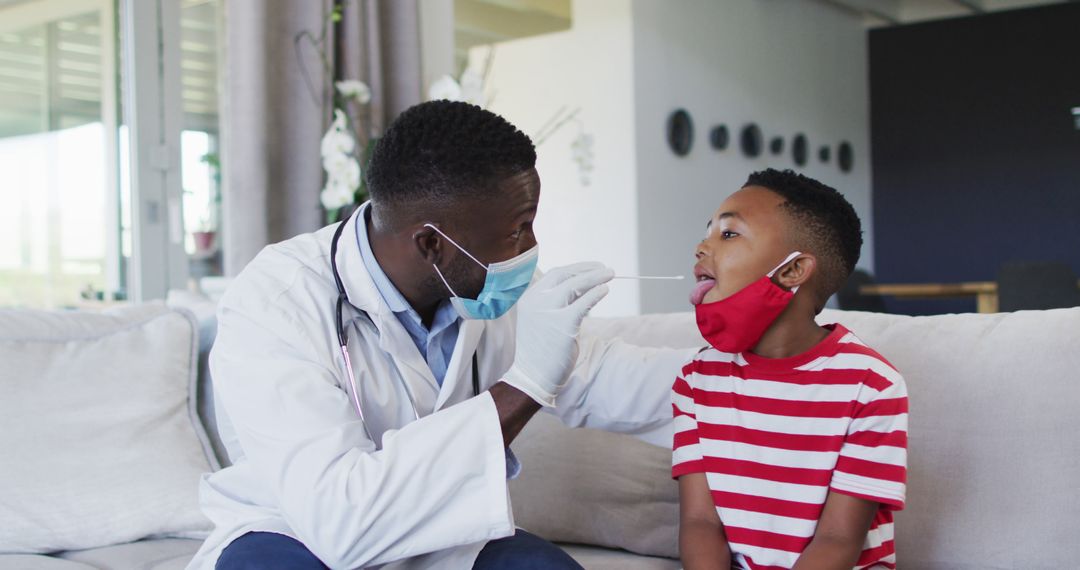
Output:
top-left (366, 100), bottom-right (536, 220)
top-left (744, 168), bottom-right (862, 303)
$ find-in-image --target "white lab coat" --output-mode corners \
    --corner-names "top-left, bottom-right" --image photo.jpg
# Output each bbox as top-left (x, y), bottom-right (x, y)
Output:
top-left (186, 208), bottom-right (697, 570)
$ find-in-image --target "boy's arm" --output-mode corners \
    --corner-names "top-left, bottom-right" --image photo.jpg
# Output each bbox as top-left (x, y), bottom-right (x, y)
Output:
top-left (791, 491), bottom-right (878, 570)
top-left (679, 473), bottom-right (732, 570)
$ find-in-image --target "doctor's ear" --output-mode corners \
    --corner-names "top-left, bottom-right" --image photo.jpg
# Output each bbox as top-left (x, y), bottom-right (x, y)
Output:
top-left (777, 253), bottom-right (816, 291)
top-left (413, 226), bottom-right (443, 264)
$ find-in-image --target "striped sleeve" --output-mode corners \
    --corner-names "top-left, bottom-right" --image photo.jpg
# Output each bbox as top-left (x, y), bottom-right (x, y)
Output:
top-left (830, 369), bottom-right (909, 510)
top-left (672, 372), bottom-right (705, 478)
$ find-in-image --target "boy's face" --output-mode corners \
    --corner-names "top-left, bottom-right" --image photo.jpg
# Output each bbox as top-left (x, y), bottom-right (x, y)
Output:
top-left (691, 185), bottom-right (792, 305)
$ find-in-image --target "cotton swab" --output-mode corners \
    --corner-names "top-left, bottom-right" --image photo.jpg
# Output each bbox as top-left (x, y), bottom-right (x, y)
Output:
top-left (611, 275), bottom-right (685, 280)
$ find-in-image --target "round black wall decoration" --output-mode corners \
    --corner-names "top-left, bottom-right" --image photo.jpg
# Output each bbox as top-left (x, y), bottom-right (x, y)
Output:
top-left (818, 145), bottom-right (831, 163)
top-left (792, 133), bottom-right (808, 166)
top-left (709, 125), bottom-right (729, 150)
top-left (666, 109), bottom-right (694, 157)
top-left (837, 141), bottom-right (854, 173)
top-left (740, 123), bottom-right (763, 158)
top-left (769, 136), bottom-right (784, 155)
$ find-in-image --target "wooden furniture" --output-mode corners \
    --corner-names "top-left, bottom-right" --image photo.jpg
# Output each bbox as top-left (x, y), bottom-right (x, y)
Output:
top-left (860, 280), bottom-right (1080, 313)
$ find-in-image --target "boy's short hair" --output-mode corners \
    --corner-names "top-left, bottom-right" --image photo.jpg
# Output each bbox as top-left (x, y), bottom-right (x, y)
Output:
top-left (744, 168), bottom-right (863, 306)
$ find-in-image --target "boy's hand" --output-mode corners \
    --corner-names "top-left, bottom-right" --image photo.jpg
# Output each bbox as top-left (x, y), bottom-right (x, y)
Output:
top-left (791, 491), bottom-right (878, 569)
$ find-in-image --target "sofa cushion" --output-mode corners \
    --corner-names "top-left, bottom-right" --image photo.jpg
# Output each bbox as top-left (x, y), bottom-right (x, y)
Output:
top-left (561, 544), bottom-right (682, 570)
top-left (510, 413), bottom-right (680, 559)
top-left (562, 308), bottom-right (1080, 569)
top-left (166, 289), bottom-right (229, 467)
top-left (0, 556), bottom-right (97, 569)
top-left (58, 538), bottom-right (202, 570)
top-left (507, 315), bottom-right (704, 560)
top-left (0, 303), bottom-right (217, 554)
top-left (816, 308), bottom-right (1080, 569)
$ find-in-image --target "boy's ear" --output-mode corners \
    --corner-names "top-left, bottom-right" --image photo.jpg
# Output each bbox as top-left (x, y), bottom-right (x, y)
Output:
top-left (777, 253), bottom-right (816, 291)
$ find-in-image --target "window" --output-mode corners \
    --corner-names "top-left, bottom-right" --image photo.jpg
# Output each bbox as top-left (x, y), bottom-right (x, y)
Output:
top-left (179, 0), bottom-right (222, 279)
top-left (0, 1), bottom-right (122, 308)
top-left (0, 0), bottom-right (223, 308)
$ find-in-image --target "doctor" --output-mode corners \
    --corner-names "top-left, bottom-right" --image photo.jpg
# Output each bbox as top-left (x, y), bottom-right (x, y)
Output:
top-left (188, 101), bottom-right (695, 570)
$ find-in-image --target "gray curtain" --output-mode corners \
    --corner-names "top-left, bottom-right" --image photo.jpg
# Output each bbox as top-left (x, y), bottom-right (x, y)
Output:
top-left (221, 0), bottom-right (423, 276)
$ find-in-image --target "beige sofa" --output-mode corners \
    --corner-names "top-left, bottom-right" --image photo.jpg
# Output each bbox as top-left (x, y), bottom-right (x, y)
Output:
top-left (2, 301), bottom-right (1078, 569)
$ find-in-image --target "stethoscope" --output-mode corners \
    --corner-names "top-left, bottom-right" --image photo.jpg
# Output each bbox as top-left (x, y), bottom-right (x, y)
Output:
top-left (329, 218), bottom-right (480, 441)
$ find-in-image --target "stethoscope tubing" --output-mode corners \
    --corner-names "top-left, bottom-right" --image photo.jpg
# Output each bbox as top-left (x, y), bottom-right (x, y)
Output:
top-left (328, 218), bottom-right (480, 442)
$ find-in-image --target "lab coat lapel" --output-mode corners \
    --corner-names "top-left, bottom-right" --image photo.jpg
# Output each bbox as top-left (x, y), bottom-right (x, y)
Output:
top-left (434, 319), bottom-right (483, 411)
top-left (336, 204), bottom-right (441, 408)
top-left (375, 312), bottom-right (440, 410)
top-left (335, 203), bottom-right (381, 316)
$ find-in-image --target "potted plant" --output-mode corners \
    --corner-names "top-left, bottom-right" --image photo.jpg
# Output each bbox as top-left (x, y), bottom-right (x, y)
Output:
top-left (193, 213), bottom-right (216, 253)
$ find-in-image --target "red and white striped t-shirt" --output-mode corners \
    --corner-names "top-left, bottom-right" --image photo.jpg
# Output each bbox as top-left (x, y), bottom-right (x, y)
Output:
top-left (672, 324), bottom-right (908, 570)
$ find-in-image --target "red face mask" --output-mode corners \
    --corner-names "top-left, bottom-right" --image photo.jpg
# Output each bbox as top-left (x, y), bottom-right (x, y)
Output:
top-left (695, 252), bottom-right (801, 353)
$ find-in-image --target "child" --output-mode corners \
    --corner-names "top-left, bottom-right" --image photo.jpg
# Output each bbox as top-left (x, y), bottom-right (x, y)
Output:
top-left (673, 169), bottom-right (908, 570)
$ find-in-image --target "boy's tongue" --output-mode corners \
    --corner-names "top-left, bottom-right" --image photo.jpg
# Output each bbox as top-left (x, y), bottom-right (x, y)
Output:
top-left (690, 279), bottom-right (717, 306)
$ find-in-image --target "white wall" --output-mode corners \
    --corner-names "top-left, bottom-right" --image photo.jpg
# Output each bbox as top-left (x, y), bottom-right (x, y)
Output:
top-left (481, 0), bottom-right (641, 316)
top-left (632, 0), bottom-right (873, 313)
top-left (482, 0), bottom-right (872, 315)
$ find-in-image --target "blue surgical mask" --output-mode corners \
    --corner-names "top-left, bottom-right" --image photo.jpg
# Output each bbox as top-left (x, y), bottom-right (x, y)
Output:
top-left (424, 223), bottom-right (539, 320)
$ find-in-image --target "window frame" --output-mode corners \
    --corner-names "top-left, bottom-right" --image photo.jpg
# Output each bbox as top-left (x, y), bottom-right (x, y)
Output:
top-left (121, 0), bottom-right (189, 300)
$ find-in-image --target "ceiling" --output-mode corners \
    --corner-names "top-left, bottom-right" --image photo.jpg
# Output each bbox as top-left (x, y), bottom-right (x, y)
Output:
top-left (451, 0), bottom-right (1076, 67)
top-left (815, 0), bottom-right (1078, 26)
top-left (454, 0), bottom-right (571, 68)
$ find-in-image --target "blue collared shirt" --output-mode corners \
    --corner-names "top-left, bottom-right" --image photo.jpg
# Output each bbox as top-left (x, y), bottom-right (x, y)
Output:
top-left (356, 207), bottom-right (460, 386)
top-left (354, 206), bottom-right (522, 479)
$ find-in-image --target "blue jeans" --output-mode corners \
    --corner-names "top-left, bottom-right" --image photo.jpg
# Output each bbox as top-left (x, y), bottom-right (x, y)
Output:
top-left (472, 529), bottom-right (583, 569)
top-left (216, 529), bottom-right (582, 570)
top-left (216, 532), bottom-right (327, 569)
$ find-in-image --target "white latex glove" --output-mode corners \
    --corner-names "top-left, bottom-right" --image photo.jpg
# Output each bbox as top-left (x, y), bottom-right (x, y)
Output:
top-left (502, 262), bottom-right (614, 407)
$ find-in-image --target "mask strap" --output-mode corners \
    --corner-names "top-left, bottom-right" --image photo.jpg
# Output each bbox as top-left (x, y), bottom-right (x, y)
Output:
top-left (767, 251), bottom-right (803, 293)
top-left (431, 263), bottom-right (462, 298)
top-left (423, 223), bottom-right (487, 269)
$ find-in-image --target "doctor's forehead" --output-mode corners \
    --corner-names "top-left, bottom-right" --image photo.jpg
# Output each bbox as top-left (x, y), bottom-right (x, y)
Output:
top-left (487, 168), bottom-right (538, 203)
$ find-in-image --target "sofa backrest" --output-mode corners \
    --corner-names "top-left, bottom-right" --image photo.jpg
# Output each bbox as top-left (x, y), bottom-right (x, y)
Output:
top-left (177, 289), bottom-right (1080, 568)
top-left (167, 290), bottom-right (230, 467)
top-left (817, 308), bottom-right (1080, 568)
top-left (562, 308), bottom-right (1080, 568)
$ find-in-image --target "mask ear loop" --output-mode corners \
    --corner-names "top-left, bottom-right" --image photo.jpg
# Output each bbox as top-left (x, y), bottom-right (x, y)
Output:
top-left (424, 223), bottom-right (487, 299)
top-left (423, 223), bottom-right (488, 269)
top-left (767, 251), bottom-right (803, 293)
top-left (431, 263), bottom-right (461, 298)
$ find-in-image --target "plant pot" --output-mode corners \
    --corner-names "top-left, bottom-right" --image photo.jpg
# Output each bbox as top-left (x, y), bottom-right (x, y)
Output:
top-left (193, 231), bottom-right (216, 253)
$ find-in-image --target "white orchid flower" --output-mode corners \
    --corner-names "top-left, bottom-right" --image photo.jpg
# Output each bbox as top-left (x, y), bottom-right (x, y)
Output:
top-left (320, 133), bottom-right (354, 162)
top-left (322, 155), bottom-right (361, 193)
top-left (322, 152), bottom-right (349, 176)
top-left (459, 69), bottom-right (486, 107)
top-left (320, 113), bottom-right (356, 157)
top-left (570, 131), bottom-right (595, 187)
top-left (335, 79), bottom-right (372, 104)
top-left (320, 186), bottom-right (350, 210)
top-left (330, 108), bottom-right (348, 130)
top-left (320, 177), bottom-right (355, 210)
top-left (427, 74), bottom-right (462, 102)
top-left (319, 107), bottom-right (362, 212)
top-left (340, 157), bottom-right (361, 189)
top-left (571, 133), bottom-right (594, 151)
